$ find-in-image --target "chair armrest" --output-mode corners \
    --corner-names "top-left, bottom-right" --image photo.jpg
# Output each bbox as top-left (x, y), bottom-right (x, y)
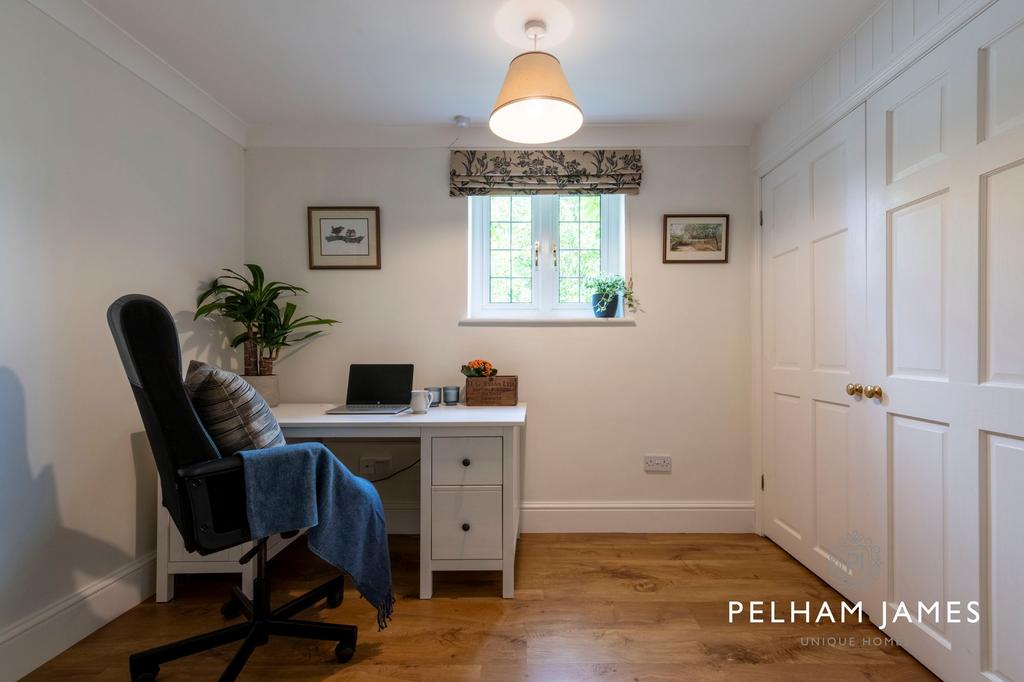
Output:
top-left (178, 455), bottom-right (243, 480)
top-left (178, 456), bottom-right (251, 554)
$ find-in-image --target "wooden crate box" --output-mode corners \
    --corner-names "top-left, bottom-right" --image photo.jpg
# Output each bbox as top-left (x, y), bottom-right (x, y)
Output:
top-left (464, 375), bottom-right (518, 406)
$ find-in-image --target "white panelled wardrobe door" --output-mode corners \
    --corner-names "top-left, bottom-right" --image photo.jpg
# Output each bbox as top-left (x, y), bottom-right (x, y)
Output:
top-left (761, 105), bottom-right (878, 609)
top-left (865, 1), bottom-right (1024, 679)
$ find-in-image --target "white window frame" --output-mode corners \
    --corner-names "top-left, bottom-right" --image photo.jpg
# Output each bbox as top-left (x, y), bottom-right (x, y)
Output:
top-left (468, 194), bottom-right (625, 320)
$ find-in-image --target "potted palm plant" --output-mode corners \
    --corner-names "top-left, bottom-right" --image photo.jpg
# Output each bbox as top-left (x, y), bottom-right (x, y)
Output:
top-left (583, 274), bottom-right (641, 318)
top-left (194, 264), bottom-right (337, 405)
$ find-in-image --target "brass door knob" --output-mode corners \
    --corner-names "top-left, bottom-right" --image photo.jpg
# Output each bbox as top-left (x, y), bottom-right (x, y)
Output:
top-left (864, 385), bottom-right (883, 399)
top-left (846, 383), bottom-right (864, 397)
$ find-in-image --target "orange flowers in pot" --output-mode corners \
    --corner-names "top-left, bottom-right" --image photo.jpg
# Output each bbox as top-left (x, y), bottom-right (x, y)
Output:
top-left (461, 359), bottom-right (498, 377)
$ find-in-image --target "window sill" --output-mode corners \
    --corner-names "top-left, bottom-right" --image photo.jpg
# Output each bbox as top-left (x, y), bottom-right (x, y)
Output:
top-left (458, 317), bottom-right (637, 327)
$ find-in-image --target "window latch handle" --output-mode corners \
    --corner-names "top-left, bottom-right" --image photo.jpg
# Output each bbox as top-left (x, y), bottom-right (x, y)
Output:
top-left (552, 244), bottom-right (558, 268)
top-left (534, 241), bottom-right (540, 268)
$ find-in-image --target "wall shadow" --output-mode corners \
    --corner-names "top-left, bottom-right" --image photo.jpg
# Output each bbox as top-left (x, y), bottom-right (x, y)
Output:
top-left (0, 367), bottom-right (133, 661)
top-left (173, 309), bottom-right (237, 370)
top-left (130, 431), bottom-right (158, 562)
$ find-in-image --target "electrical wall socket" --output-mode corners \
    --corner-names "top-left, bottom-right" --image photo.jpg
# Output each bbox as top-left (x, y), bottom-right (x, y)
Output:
top-left (644, 454), bottom-right (672, 473)
top-left (359, 456), bottom-right (392, 477)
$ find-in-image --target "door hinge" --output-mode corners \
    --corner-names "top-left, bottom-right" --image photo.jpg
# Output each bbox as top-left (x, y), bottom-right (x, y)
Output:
top-left (759, 210), bottom-right (763, 226)
top-left (761, 474), bottom-right (765, 491)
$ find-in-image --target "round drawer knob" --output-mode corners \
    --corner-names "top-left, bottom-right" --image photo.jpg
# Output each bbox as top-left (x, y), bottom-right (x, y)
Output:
top-left (462, 458), bottom-right (471, 467)
top-left (461, 523), bottom-right (471, 532)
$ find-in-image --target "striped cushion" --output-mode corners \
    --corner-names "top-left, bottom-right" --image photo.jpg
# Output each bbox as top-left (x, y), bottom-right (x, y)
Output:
top-left (184, 361), bottom-right (285, 456)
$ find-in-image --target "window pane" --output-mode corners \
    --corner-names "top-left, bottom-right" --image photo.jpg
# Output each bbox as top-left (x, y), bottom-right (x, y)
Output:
top-left (511, 251), bottom-right (532, 278)
top-left (580, 222), bottom-right (601, 249)
top-left (490, 250), bottom-right (511, 277)
top-left (557, 194), bottom-right (602, 304)
top-left (485, 196), bottom-right (532, 307)
top-left (559, 196), bottom-right (579, 222)
top-left (511, 222), bottom-right (532, 249)
top-left (511, 196), bottom-right (531, 222)
top-left (580, 195), bottom-right (601, 222)
top-left (490, 222), bottom-right (510, 249)
top-left (560, 250), bottom-right (580, 277)
top-left (490, 196), bottom-right (511, 221)
top-left (559, 277), bottom-right (580, 303)
top-left (559, 222), bottom-right (579, 249)
top-left (511, 278), bottom-right (532, 303)
top-left (490, 278), bottom-right (511, 303)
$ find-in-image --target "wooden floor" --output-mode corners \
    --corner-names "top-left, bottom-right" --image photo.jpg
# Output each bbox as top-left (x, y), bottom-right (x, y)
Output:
top-left (29, 534), bottom-right (936, 681)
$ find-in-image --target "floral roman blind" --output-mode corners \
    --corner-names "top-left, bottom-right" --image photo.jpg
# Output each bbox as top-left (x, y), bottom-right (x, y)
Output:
top-left (449, 149), bottom-right (642, 196)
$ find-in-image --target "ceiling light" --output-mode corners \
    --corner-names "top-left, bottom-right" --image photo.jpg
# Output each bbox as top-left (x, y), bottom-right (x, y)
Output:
top-left (489, 20), bottom-right (582, 144)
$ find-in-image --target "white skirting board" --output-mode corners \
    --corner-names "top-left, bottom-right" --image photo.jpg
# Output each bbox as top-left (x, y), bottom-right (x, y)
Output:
top-left (520, 500), bottom-right (756, 533)
top-left (0, 552), bottom-right (156, 681)
top-left (390, 499), bottom-right (756, 534)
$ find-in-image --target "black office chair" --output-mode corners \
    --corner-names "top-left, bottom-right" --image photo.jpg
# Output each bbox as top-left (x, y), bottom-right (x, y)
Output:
top-left (108, 294), bottom-right (357, 681)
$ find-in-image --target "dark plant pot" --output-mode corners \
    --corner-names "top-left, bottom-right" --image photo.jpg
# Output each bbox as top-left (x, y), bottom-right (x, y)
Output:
top-left (592, 293), bottom-right (620, 318)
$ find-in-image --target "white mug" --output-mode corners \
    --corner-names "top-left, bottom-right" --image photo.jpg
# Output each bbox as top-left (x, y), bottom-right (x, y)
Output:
top-left (410, 390), bottom-right (432, 414)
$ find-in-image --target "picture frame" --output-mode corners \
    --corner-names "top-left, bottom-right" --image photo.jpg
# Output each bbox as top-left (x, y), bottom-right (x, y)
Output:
top-left (307, 206), bottom-right (381, 269)
top-left (662, 214), bottom-right (729, 264)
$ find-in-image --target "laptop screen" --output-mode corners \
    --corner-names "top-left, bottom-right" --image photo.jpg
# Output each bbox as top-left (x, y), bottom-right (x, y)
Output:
top-left (345, 364), bottom-right (414, 405)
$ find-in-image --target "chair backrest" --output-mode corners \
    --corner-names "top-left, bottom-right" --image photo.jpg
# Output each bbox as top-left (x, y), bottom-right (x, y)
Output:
top-left (107, 294), bottom-right (222, 553)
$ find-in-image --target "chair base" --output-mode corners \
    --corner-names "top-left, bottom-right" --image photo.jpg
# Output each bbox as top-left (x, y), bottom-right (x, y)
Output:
top-left (129, 541), bottom-right (355, 681)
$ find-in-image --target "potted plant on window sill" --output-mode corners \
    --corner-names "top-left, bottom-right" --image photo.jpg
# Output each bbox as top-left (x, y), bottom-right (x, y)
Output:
top-left (584, 274), bottom-right (640, 318)
top-left (194, 264), bottom-right (337, 406)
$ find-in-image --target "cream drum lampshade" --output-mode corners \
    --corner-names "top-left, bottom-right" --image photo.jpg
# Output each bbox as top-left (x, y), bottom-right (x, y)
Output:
top-left (489, 51), bottom-right (583, 144)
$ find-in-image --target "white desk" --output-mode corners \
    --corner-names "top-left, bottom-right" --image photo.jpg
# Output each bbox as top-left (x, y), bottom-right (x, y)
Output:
top-left (275, 403), bottom-right (526, 599)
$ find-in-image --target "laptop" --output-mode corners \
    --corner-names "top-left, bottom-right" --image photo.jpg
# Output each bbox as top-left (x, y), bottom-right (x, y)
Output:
top-left (326, 364), bottom-right (414, 415)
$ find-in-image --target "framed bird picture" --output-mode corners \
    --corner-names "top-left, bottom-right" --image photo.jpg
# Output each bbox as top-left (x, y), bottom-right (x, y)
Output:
top-left (307, 206), bottom-right (381, 269)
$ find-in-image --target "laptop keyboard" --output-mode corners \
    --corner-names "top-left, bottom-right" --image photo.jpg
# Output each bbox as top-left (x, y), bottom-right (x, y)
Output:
top-left (346, 405), bottom-right (408, 411)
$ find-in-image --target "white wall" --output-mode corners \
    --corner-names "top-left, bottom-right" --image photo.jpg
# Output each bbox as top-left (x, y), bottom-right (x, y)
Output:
top-left (245, 144), bottom-right (754, 531)
top-left (0, 1), bottom-right (244, 676)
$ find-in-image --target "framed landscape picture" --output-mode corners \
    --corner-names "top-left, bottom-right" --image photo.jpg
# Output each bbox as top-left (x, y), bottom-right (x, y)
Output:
top-left (308, 206), bottom-right (381, 269)
top-left (663, 214), bottom-right (729, 263)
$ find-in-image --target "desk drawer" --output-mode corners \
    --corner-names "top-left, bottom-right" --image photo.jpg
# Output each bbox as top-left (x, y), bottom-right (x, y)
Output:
top-left (432, 437), bottom-right (502, 485)
top-left (431, 488), bottom-right (502, 560)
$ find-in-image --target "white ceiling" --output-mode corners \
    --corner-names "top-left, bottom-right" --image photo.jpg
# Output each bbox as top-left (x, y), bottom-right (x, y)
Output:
top-left (87, 0), bottom-right (878, 135)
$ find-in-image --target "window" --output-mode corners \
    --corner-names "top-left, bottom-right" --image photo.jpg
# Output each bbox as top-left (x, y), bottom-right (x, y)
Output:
top-left (469, 194), bottom-right (624, 319)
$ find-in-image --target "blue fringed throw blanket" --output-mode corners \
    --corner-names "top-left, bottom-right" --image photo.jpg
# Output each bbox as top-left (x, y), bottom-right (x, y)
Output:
top-left (239, 442), bottom-right (394, 629)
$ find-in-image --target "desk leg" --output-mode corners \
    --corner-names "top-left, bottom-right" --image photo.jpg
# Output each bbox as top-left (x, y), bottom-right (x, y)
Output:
top-left (419, 433), bottom-right (432, 599)
top-left (240, 556), bottom-right (255, 600)
top-left (501, 426), bottom-right (517, 599)
top-left (155, 487), bottom-right (174, 602)
top-left (156, 560), bottom-right (174, 603)
top-left (420, 567), bottom-right (433, 600)
top-left (502, 566), bottom-right (514, 598)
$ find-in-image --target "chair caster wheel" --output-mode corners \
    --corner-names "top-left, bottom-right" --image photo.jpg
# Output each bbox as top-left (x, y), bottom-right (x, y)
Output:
top-left (334, 643), bottom-right (355, 663)
top-left (220, 598), bottom-right (242, 619)
top-left (130, 663), bottom-right (159, 681)
top-left (326, 587), bottom-right (343, 608)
